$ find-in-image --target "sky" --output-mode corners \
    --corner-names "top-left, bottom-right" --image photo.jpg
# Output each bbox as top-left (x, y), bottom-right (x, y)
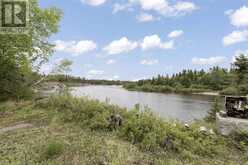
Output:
top-left (39, 0), bottom-right (248, 81)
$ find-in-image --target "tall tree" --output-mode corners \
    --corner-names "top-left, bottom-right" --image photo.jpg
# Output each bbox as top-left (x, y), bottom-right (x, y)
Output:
top-left (233, 54), bottom-right (248, 85)
top-left (0, 0), bottom-right (62, 100)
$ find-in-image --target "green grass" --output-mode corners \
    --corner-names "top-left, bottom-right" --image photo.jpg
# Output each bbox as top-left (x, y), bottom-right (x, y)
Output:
top-left (0, 93), bottom-right (248, 164)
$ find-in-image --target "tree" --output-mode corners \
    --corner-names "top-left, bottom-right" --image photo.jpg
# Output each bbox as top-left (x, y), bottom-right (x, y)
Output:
top-left (34, 59), bottom-right (73, 86)
top-left (205, 97), bottom-right (221, 122)
top-left (233, 54), bottom-right (248, 85)
top-left (51, 59), bottom-right (73, 75)
top-left (0, 0), bottom-right (62, 101)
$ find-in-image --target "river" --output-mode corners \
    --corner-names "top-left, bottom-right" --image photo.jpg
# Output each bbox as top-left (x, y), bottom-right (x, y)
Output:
top-left (71, 85), bottom-right (216, 122)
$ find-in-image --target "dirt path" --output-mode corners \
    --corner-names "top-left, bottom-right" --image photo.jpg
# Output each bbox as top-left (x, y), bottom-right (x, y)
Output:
top-left (0, 123), bottom-right (33, 134)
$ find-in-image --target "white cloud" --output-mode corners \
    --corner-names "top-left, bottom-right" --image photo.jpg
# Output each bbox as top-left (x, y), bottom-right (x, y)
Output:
top-left (113, 0), bottom-right (197, 17)
top-left (106, 59), bottom-right (116, 64)
top-left (113, 3), bottom-right (133, 13)
top-left (141, 34), bottom-right (174, 50)
top-left (139, 0), bottom-right (168, 12)
top-left (129, 0), bottom-right (197, 17)
top-left (81, 0), bottom-right (106, 6)
top-left (233, 50), bottom-right (248, 62)
top-left (55, 40), bottom-right (97, 55)
top-left (160, 40), bottom-right (174, 49)
top-left (229, 6), bottom-right (248, 28)
top-left (140, 59), bottom-right (159, 65)
top-left (132, 76), bottom-right (150, 82)
top-left (192, 56), bottom-right (226, 65)
top-left (223, 30), bottom-right (248, 46)
top-left (107, 75), bottom-right (120, 80)
top-left (136, 13), bottom-right (155, 22)
top-left (174, 1), bottom-right (197, 14)
top-left (88, 69), bottom-right (104, 75)
top-left (168, 30), bottom-right (184, 38)
top-left (103, 37), bottom-right (138, 55)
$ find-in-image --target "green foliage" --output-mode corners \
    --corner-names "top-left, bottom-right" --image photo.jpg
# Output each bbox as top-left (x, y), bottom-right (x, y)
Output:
top-left (51, 59), bottom-right (73, 75)
top-left (1, 97), bottom-right (248, 164)
top-left (238, 84), bottom-right (248, 95)
top-left (47, 92), bottom-right (125, 130)
top-left (42, 93), bottom-right (246, 162)
top-left (221, 86), bottom-right (240, 95)
top-left (125, 56), bottom-right (248, 96)
top-left (234, 54), bottom-right (248, 85)
top-left (119, 108), bottom-right (166, 151)
top-left (205, 97), bottom-right (222, 122)
top-left (0, 0), bottom-right (62, 101)
top-left (43, 141), bottom-right (64, 159)
top-left (230, 131), bottom-right (248, 151)
top-left (45, 74), bottom-right (127, 86)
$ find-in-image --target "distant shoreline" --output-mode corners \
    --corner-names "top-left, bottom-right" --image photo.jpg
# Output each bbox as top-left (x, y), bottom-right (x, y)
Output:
top-left (192, 92), bottom-right (220, 96)
top-left (62, 83), bottom-right (222, 97)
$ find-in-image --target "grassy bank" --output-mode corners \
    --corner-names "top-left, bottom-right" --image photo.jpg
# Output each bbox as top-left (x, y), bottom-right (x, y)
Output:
top-left (1, 93), bottom-right (248, 164)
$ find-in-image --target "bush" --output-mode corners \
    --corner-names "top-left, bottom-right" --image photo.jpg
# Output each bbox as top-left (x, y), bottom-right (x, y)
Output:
top-left (238, 84), bottom-right (248, 95)
top-left (47, 93), bottom-right (126, 130)
top-left (205, 97), bottom-right (222, 122)
top-left (220, 86), bottom-right (239, 95)
top-left (43, 141), bottom-right (64, 159)
top-left (230, 131), bottom-right (248, 151)
top-left (41, 93), bottom-right (248, 163)
top-left (119, 108), bottom-right (167, 152)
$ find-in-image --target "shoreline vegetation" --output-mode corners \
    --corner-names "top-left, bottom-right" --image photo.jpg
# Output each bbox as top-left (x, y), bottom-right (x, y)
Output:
top-left (123, 83), bottom-right (218, 96)
top-left (122, 56), bottom-right (248, 97)
top-left (1, 92), bottom-right (248, 164)
top-left (42, 54), bottom-right (248, 97)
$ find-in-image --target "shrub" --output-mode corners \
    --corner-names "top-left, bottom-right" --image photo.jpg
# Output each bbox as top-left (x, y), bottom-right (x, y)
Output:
top-left (238, 84), bottom-right (248, 95)
top-left (43, 141), bottom-right (64, 159)
top-left (119, 107), bottom-right (176, 152)
top-left (230, 131), bottom-right (248, 151)
top-left (220, 86), bottom-right (239, 95)
top-left (205, 97), bottom-right (222, 122)
top-left (47, 93), bottom-right (126, 130)
top-left (41, 93), bottom-right (248, 162)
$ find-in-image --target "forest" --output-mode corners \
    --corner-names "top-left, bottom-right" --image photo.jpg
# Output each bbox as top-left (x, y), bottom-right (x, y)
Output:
top-left (124, 54), bottom-right (248, 95)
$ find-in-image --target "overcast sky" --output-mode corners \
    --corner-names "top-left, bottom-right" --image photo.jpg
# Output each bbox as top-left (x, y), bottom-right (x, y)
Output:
top-left (40, 0), bottom-right (248, 81)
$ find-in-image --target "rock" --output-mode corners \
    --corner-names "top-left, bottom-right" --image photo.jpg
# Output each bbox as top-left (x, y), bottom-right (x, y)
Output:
top-left (219, 111), bottom-right (227, 117)
top-left (184, 123), bottom-right (190, 129)
top-left (216, 113), bottom-right (248, 136)
top-left (199, 126), bottom-right (207, 133)
top-left (209, 129), bottom-right (215, 135)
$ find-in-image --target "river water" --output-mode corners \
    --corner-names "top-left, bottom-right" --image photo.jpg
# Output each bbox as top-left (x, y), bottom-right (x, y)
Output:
top-left (71, 85), bottom-right (216, 122)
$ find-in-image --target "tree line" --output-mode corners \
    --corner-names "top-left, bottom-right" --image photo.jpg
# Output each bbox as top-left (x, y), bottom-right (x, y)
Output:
top-left (124, 54), bottom-right (248, 95)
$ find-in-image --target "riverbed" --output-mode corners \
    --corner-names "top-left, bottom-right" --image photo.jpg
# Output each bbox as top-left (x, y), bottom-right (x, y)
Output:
top-left (71, 85), bottom-right (216, 122)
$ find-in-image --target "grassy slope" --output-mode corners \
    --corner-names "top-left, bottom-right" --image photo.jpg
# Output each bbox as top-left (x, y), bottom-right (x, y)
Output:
top-left (0, 94), bottom-right (248, 165)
